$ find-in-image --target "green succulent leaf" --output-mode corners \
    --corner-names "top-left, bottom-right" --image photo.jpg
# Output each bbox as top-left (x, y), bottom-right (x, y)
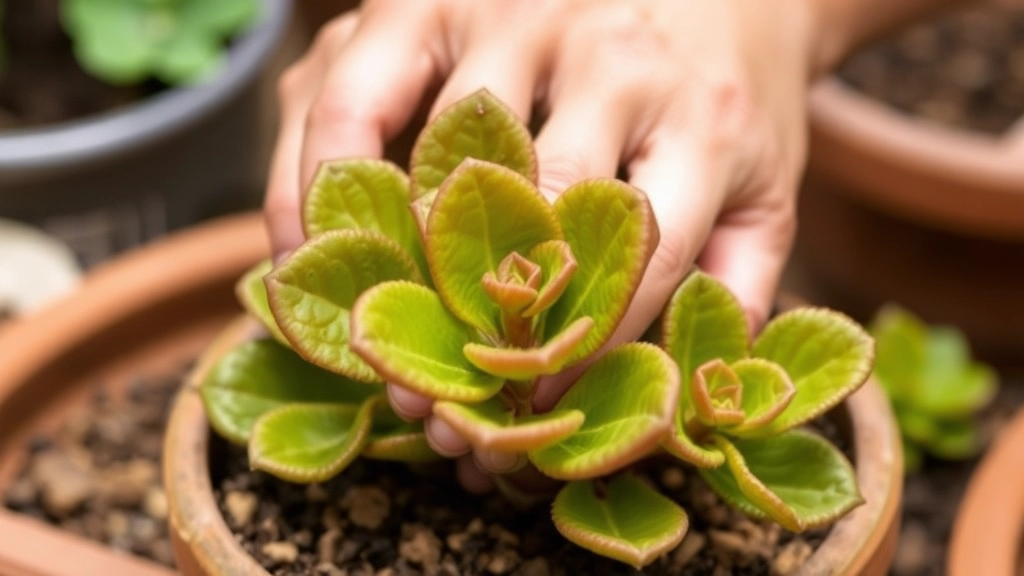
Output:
top-left (699, 431), bottom-right (863, 532)
top-left (662, 270), bottom-right (749, 383)
top-left (303, 159), bottom-right (428, 279)
top-left (235, 260), bottom-right (288, 345)
top-left (923, 419), bottom-right (984, 460)
top-left (180, 0), bottom-right (259, 36)
top-left (916, 329), bottom-right (996, 417)
top-left (425, 159), bottom-right (561, 337)
top-left (529, 343), bottom-right (679, 479)
top-left (545, 179), bottom-right (658, 362)
top-left (552, 475), bottom-right (689, 570)
top-left (350, 281), bottom-right (504, 402)
top-left (410, 88), bottom-right (537, 196)
top-left (753, 309), bottom-right (873, 434)
top-left (727, 358), bottom-right (797, 437)
top-left (152, 32), bottom-right (221, 85)
top-left (662, 408), bottom-right (726, 468)
top-left (266, 229), bottom-right (422, 382)
top-left (462, 317), bottom-right (593, 380)
top-left (433, 397), bottom-right (585, 452)
top-left (870, 305), bottom-right (928, 404)
top-left (249, 398), bottom-right (378, 483)
top-left (200, 339), bottom-right (380, 444)
top-left (362, 405), bottom-right (438, 462)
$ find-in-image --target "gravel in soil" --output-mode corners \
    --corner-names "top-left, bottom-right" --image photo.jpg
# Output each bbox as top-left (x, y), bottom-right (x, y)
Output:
top-left (838, 7), bottom-right (1024, 134)
top-left (2, 368), bottom-right (185, 568)
top-left (213, 416), bottom-right (850, 576)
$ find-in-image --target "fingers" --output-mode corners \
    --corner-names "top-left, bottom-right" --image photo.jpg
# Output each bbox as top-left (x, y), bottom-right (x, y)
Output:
top-left (298, 3), bottom-right (441, 192)
top-left (428, 9), bottom-right (548, 123)
top-left (386, 383), bottom-right (432, 420)
top-left (265, 13), bottom-right (360, 255)
top-left (697, 186), bottom-right (796, 332)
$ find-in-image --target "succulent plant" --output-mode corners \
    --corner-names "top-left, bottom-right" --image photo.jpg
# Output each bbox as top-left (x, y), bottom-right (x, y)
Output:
top-left (870, 305), bottom-right (997, 471)
top-left (60, 0), bottom-right (259, 85)
top-left (200, 89), bottom-right (875, 569)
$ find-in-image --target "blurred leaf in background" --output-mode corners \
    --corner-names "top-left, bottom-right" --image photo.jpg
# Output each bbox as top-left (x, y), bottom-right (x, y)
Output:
top-left (870, 305), bottom-right (998, 471)
top-left (60, 0), bottom-right (259, 86)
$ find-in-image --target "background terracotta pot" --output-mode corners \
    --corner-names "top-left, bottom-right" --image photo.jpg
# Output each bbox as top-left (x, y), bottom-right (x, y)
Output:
top-left (165, 314), bottom-right (904, 576)
top-left (948, 407), bottom-right (1024, 576)
top-left (0, 0), bottom-right (289, 268)
top-left (0, 213), bottom-right (266, 576)
top-left (792, 78), bottom-right (1024, 367)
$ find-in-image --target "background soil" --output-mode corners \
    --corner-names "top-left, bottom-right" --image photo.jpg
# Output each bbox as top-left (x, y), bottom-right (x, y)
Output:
top-left (888, 378), bottom-right (1024, 576)
top-left (839, 7), bottom-right (1024, 134)
top-left (0, 0), bottom-right (162, 130)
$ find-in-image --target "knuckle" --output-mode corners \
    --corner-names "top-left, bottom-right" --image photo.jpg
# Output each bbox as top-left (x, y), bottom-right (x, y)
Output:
top-left (538, 154), bottom-right (590, 196)
top-left (648, 239), bottom-right (691, 283)
top-left (306, 95), bottom-right (380, 132)
top-left (706, 79), bottom-right (759, 149)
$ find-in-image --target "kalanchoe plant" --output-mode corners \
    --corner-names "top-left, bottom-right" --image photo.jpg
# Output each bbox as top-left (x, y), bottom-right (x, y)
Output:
top-left (657, 271), bottom-right (872, 533)
top-left (869, 305), bottom-right (997, 471)
top-left (200, 89), bottom-right (876, 569)
top-left (60, 0), bottom-right (259, 85)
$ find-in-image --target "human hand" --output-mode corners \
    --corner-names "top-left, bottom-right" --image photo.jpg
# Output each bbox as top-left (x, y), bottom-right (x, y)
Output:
top-left (264, 0), bottom-right (820, 488)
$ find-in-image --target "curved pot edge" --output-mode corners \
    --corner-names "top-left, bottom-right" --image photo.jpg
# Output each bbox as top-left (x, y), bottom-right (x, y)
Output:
top-left (0, 213), bottom-right (267, 401)
top-left (807, 79), bottom-right (1024, 240)
top-left (166, 319), bottom-right (903, 576)
top-left (948, 408), bottom-right (1024, 576)
top-left (0, 0), bottom-right (291, 174)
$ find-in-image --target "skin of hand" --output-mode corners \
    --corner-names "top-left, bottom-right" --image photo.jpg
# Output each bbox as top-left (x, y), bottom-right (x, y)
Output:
top-left (261, 0), bottom-right (962, 490)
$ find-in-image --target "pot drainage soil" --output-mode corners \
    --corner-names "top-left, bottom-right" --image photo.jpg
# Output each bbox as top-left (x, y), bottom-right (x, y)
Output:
top-left (211, 418), bottom-right (848, 576)
top-left (838, 8), bottom-right (1024, 134)
top-left (890, 378), bottom-right (1024, 576)
top-left (2, 366), bottom-right (186, 568)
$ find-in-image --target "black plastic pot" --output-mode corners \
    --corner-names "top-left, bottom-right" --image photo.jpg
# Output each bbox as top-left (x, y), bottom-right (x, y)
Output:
top-left (0, 0), bottom-right (291, 267)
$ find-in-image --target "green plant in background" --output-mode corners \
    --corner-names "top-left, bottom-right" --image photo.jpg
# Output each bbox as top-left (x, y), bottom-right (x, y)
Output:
top-left (200, 89), bottom-right (876, 569)
top-left (870, 305), bottom-right (997, 471)
top-left (60, 0), bottom-right (259, 86)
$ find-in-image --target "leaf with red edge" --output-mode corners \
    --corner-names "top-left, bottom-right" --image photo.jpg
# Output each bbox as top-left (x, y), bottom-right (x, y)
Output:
top-left (552, 474), bottom-right (688, 569)
top-left (545, 179), bottom-right (657, 362)
top-left (350, 281), bottom-right (504, 402)
top-left (529, 343), bottom-right (679, 479)
top-left (410, 88), bottom-right (537, 196)
top-left (266, 229), bottom-right (421, 382)
top-left (462, 317), bottom-right (594, 380)
top-left (433, 397), bottom-right (584, 452)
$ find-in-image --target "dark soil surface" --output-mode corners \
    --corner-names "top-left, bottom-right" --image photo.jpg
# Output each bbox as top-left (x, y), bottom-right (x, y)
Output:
top-left (2, 367), bottom-right (184, 568)
top-left (212, 418), bottom-right (849, 576)
top-left (838, 7), bottom-right (1024, 134)
top-left (888, 377), bottom-right (1024, 576)
top-left (0, 0), bottom-right (163, 130)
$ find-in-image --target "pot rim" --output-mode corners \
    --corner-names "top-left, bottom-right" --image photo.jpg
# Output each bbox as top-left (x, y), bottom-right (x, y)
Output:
top-left (948, 408), bottom-right (1024, 576)
top-left (0, 0), bottom-right (290, 174)
top-left (166, 315), bottom-right (903, 576)
top-left (0, 212), bottom-right (267, 576)
top-left (807, 78), bottom-right (1024, 239)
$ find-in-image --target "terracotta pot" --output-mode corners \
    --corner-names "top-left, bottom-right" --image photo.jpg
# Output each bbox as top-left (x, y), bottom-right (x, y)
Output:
top-left (793, 78), bottom-right (1024, 367)
top-left (0, 213), bottom-right (267, 576)
top-left (165, 314), bottom-right (904, 576)
top-left (948, 407), bottom-right (1024, 576)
